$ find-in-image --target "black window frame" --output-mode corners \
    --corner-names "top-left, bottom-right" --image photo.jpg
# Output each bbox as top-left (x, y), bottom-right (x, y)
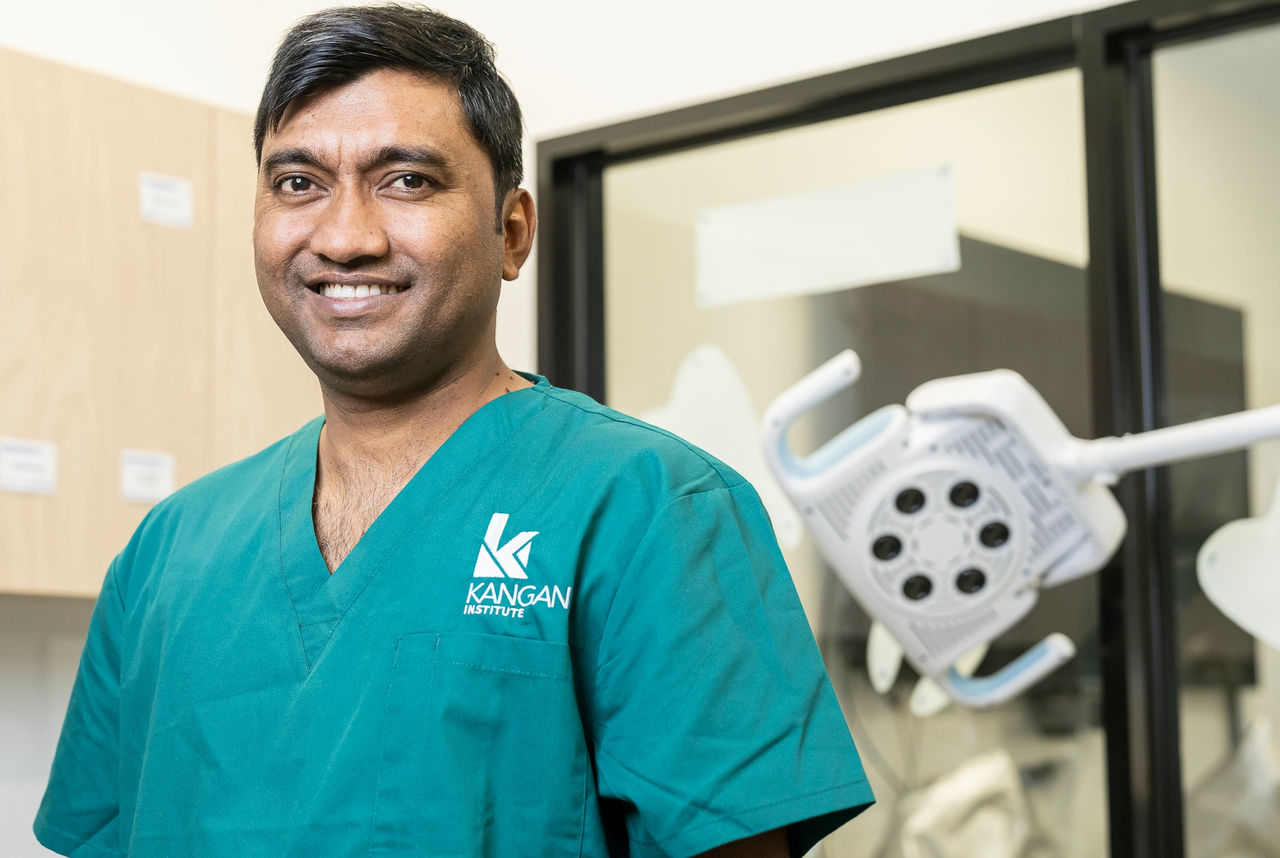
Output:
top-left (535, 3), bottom-right (1280, 856)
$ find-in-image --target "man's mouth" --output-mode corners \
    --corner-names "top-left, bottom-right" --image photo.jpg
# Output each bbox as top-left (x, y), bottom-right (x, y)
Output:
top-left (310, 283), bottom-right (407, 298)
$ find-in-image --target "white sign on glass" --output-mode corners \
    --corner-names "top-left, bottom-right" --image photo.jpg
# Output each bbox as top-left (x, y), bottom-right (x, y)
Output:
top-left (695, 164), bottom-right (960, 308)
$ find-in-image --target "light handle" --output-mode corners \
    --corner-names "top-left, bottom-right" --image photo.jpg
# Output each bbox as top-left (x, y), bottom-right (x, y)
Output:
top-left (762, 350), bottom-right (871, 480)
top-left (935, 633), bottom-right (1076, 708)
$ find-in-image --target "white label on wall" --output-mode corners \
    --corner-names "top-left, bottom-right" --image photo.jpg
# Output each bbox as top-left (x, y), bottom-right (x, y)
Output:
top-left (0, 437), bottom-right (58, 495)
top-left (694, 163), bottom-right (960, 308)
top-left (138, 171), bottom-right (194, 229)
top-left (120, 449), bottom-right (176, 504)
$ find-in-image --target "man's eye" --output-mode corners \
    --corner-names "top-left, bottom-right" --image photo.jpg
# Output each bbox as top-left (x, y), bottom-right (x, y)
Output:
top-left (393, 174), bottom-right (430, 190)
top-left (279, 176), bottom-right (314, 193)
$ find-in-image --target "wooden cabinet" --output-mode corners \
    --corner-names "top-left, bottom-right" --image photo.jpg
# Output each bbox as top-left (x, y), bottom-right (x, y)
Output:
top-left (0, 49), bottom-right (317, 596)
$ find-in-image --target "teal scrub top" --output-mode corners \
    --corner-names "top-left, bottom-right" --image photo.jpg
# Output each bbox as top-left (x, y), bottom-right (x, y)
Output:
top-left (35, 376), bottom-right (873, 857)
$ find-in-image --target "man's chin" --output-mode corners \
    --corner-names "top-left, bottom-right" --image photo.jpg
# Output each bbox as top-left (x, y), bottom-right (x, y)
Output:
top-left (305, 350), bottom-right (412, 396)
top-left (307, 351), bottom-right (463, 407)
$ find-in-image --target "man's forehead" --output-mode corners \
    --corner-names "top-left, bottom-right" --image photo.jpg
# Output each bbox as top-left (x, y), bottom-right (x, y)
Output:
top-left (266, 69), bottom-right (470, 153)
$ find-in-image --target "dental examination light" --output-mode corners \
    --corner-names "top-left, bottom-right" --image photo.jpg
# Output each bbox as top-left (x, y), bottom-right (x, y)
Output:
top-left (764, 350), bottom-right (1280, 709)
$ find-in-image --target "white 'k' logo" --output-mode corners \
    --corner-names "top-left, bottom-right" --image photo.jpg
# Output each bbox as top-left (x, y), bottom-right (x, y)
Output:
top-left (473, 513), bottom-right (538, 579)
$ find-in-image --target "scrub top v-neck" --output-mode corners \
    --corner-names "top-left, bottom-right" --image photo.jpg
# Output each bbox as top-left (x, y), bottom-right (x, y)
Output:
top-left (276, 384), bottom-right (544, 670)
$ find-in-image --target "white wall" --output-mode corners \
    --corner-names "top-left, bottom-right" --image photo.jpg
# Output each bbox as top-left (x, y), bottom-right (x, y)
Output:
top-left (0, 598), bottom-right (94, 856)
top-left (0, 1), bottom-right (1125, 854)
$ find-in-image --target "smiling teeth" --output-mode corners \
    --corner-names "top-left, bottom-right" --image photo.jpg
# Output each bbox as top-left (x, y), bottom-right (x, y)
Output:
top-left (321, 283), bottom-right (403, 298)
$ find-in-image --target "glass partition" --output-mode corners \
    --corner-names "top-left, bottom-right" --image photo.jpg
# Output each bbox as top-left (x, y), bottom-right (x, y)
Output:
top-left (1153, 23), bottom-right (1280, 856)
top-left (603, 69), bottom-right (1111, 856)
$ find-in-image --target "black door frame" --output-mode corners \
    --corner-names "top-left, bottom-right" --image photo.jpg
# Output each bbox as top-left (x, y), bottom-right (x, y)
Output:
top-left (535, 3), bottom-right (1280, 856)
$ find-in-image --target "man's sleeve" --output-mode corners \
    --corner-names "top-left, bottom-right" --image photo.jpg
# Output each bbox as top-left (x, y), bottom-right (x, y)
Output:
top-left (589, 482), bottom-right (874, 858)
top-left (33, 557), bottom-right (125, 857)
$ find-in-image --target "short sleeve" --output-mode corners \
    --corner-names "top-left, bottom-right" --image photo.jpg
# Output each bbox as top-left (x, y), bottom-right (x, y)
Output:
top-left (589, 482), bottom-right (874, 858)
top-left (33, 557), bottom-right (125, 857)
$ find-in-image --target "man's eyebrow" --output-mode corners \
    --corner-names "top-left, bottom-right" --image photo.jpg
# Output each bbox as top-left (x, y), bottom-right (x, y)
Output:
top-left (260, 147), bottom-right (325, 176)
top-left (369, 145), bottom-right (453, 172)
top-left (259, 146), bottom-right (454, 176)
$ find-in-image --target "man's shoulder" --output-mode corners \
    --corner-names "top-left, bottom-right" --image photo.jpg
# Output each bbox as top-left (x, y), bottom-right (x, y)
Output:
top-left (525, 382), bottom-right (748, 493)
top-left (136, 417), bottom-right (319, 531)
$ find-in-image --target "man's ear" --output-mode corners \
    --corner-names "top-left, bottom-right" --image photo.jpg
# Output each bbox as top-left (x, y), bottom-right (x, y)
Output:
top-left (500, 189), bottom-right (537, 282)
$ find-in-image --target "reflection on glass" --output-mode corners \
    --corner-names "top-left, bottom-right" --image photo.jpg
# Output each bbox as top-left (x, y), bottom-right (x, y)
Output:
top-left (603, 70), bottom-right (1109, 856)
top-left (1154, 22), bottom-right (1280, 857)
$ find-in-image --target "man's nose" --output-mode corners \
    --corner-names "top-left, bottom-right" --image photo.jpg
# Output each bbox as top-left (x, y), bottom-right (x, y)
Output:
top-left (308, 187), bottom-right (390, 264)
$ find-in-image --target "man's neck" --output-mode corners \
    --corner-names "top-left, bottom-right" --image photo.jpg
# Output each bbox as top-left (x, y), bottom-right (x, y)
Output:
top-left (317, 358), bottom-right (533, 478)
top-left (309, 358), bottom-right (533, 573)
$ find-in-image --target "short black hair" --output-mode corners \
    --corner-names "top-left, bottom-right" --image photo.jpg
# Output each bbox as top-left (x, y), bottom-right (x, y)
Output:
top-left (254, 4), bottom-right (524, 215)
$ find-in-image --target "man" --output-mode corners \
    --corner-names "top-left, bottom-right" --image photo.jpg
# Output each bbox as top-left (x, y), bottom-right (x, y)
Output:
top-left (34, 5), bottom-right (873, 856)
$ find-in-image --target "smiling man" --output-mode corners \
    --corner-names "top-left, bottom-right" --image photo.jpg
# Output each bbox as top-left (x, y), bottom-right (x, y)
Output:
top-left (34, 5), bottom-right (873, 857)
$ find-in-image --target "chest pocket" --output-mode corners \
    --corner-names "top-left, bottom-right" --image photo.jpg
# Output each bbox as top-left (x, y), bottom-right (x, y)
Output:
top-left (370, 632), bottom-right (588, 857)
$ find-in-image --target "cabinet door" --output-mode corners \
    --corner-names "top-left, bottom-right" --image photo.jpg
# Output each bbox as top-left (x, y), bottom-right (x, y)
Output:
top-left (0, 48), bottom-right (214, 596)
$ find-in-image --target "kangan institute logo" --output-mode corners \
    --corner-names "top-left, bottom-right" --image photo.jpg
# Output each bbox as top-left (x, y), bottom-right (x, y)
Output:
top-left (464, 513), bottom-right (571, 619)
top-left (472, 513), bottom-right (537, 579)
